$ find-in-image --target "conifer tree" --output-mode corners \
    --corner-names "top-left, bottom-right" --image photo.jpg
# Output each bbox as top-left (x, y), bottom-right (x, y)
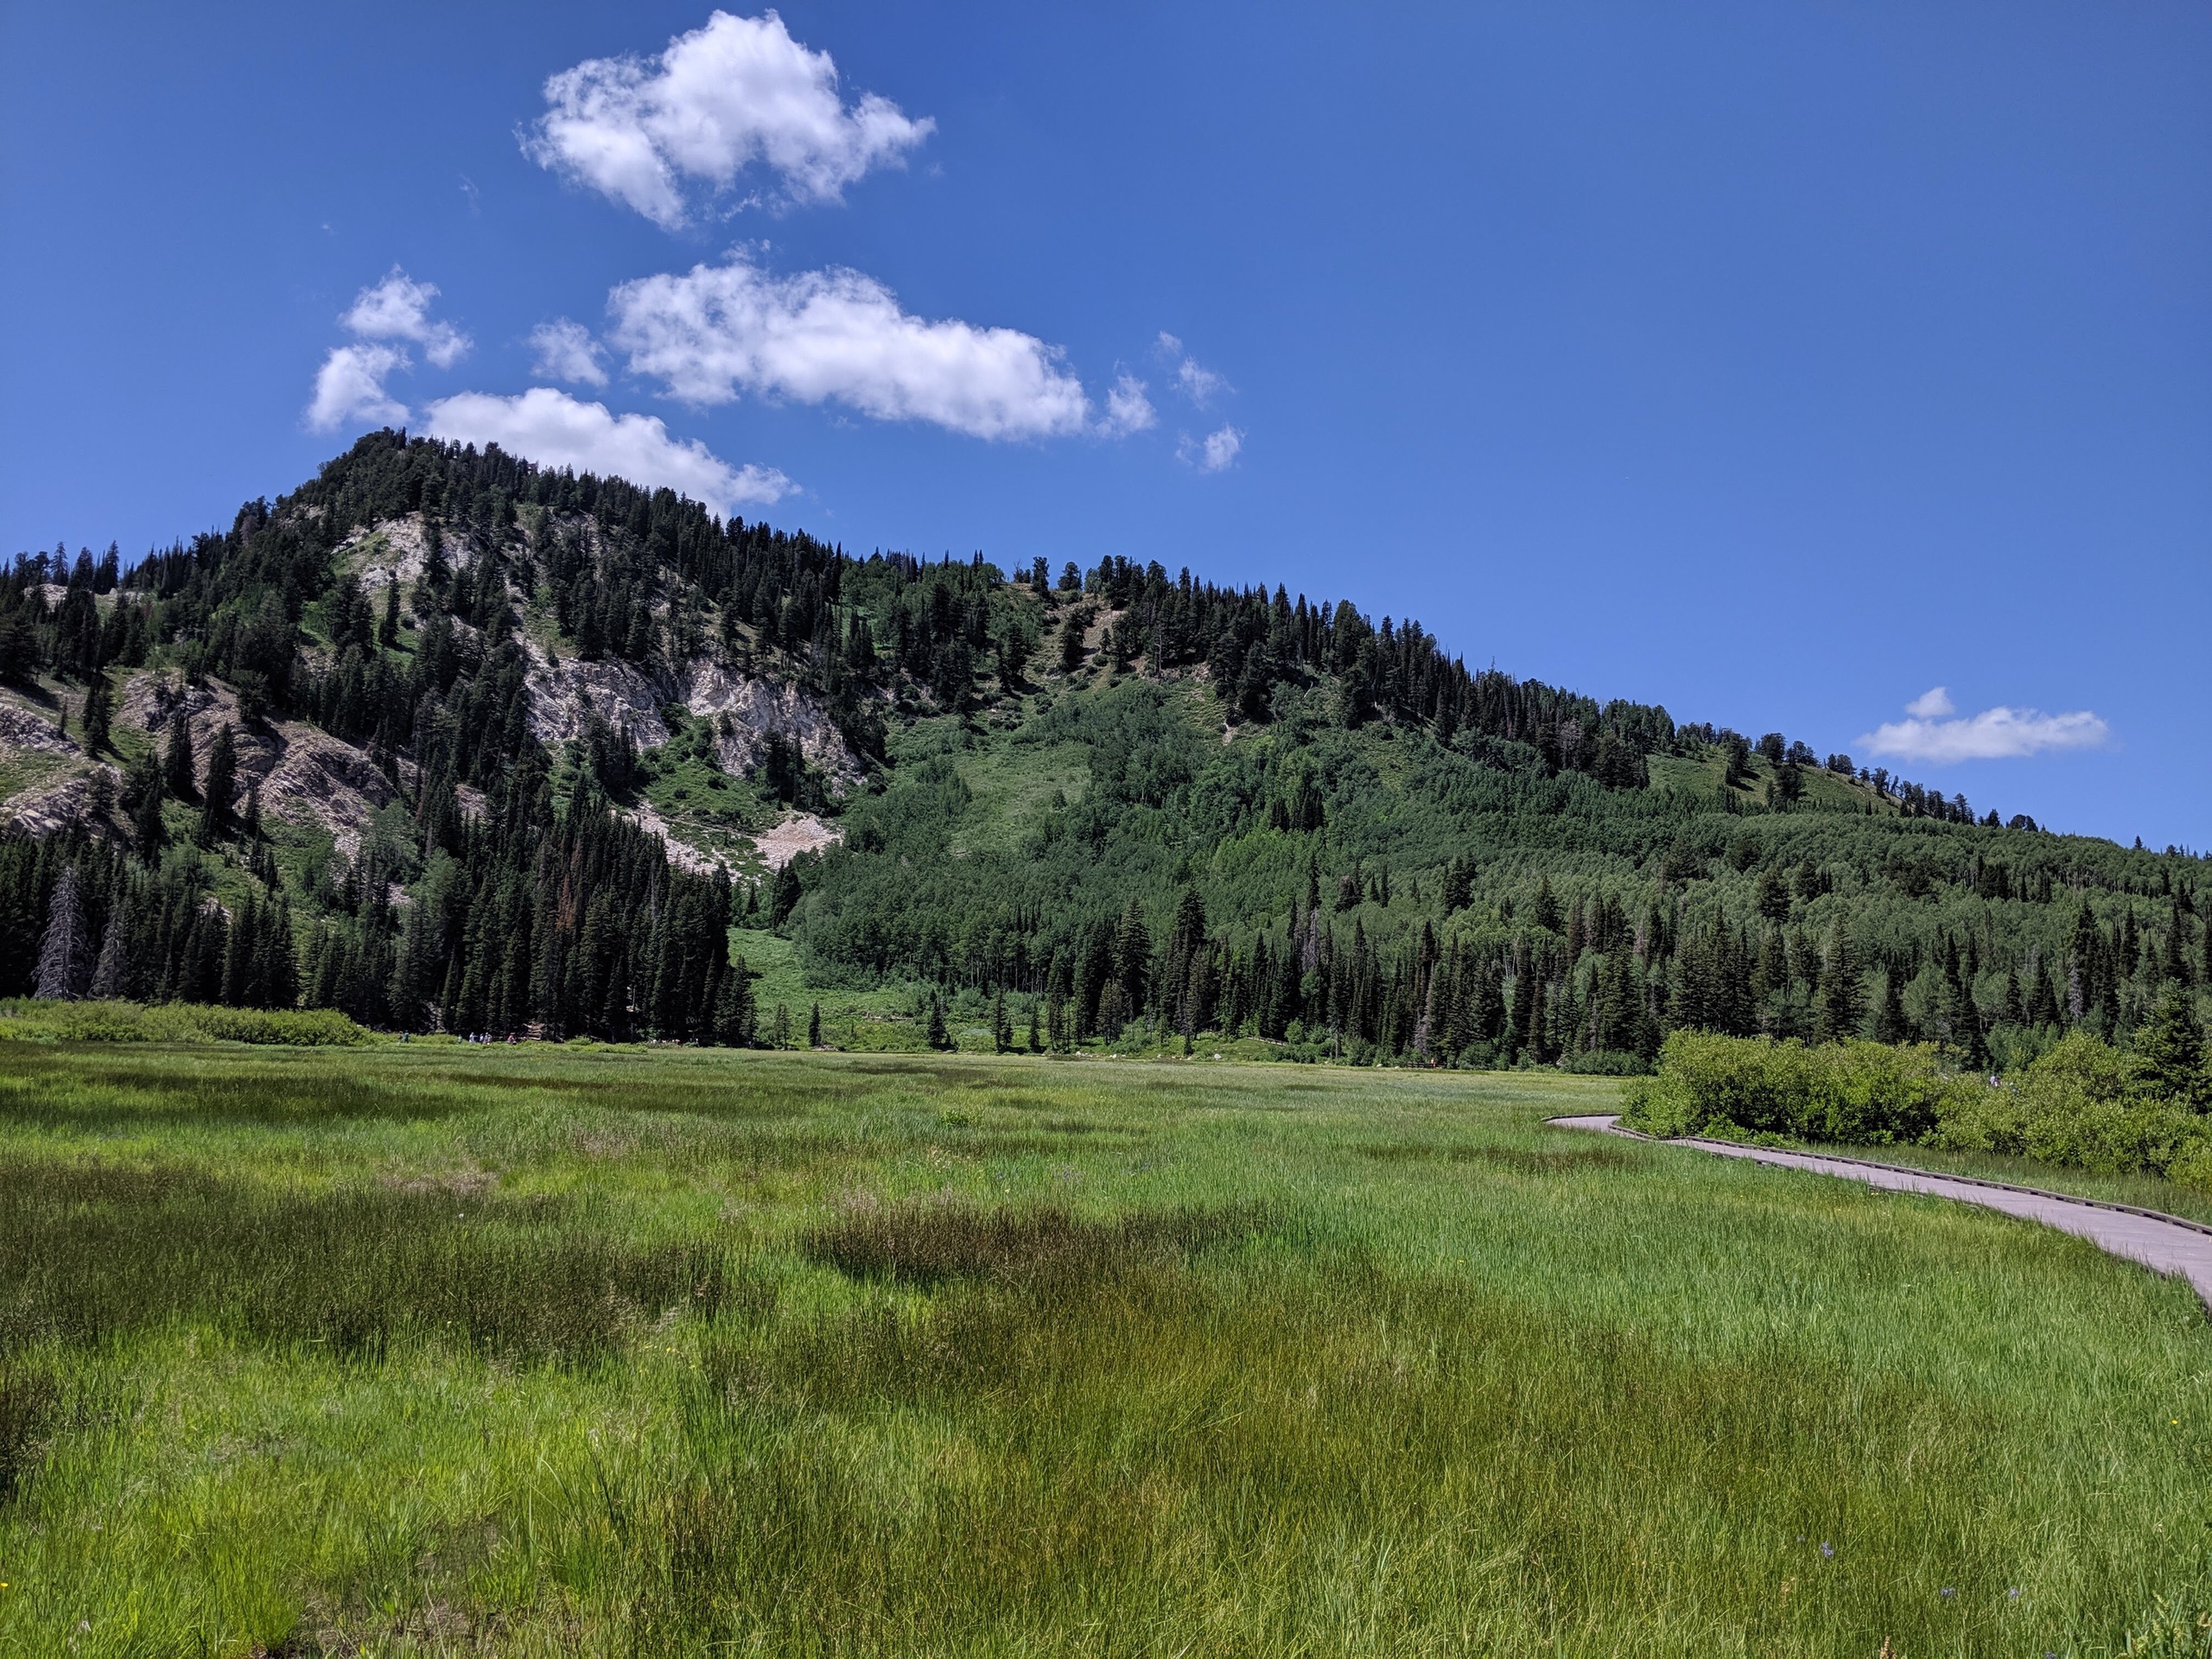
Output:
top-left (35, 864), bottom-right (90, 1000)
top-left (926, 993), bottom-right (950, 1051)
top-left (89, 899), bottom-right (129, 1001)
top-left (808, 1001), bottom-right (822, 1048)
top-left (81, 674), bottom-right (112, 753)
top-left (1872, 968), bottom-right (1909, 1046)
top-left (163, 709), bottom-right (195, 801)
top-left (195, 724), bottom-right (236, 846)
top-left (2133, 991), bottom-right (2209, 1109)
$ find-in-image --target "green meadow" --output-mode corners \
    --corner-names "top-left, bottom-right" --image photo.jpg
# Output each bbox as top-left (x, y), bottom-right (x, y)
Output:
top-left (0, 1043), bottom-right (2207, 1656)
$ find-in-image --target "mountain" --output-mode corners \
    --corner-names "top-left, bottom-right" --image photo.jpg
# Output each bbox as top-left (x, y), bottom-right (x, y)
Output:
top-left (3, 430), bottom-right (2203, 1064)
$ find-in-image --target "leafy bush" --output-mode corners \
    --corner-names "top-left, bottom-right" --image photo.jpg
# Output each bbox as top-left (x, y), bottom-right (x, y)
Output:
top-left (1930, 1030), bottom-right (2209, 1180)
top-left (0, 999), bottom-right (372, 1046)
top-left (1620, 1032), bottom-right (1977, 1145)
top-left (1623, 1025), bottom-right (2212, 1191)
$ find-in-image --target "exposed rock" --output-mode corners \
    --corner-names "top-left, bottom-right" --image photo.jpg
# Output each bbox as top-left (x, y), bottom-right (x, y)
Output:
top-left (336, 513), bottom-right (485, 591)
top-left (118, 670), bottom-right (395, 844)
top-left (675, 657), bottom-right (861, 786)
top-left (751, 810), bottom-right (842, 871)
top-left (0, 697), bottom-right (79, 759)
top-left (0, 767), bottom-right (124, 838)
top-left (520, 640), bottom-right (670, 748)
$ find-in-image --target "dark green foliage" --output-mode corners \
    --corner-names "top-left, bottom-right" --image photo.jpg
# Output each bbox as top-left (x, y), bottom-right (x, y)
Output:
top-left (0, 1160), bottom-right (734, 1365)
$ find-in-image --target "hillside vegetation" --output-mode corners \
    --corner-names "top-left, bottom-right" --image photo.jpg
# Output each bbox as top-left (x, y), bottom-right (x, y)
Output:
top-left (3, 431), bottom-right (2205, 1080)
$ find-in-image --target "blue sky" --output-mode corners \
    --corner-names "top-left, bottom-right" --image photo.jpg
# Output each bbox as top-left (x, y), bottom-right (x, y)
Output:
top-left (3, 2), bottom-right (2206, 847)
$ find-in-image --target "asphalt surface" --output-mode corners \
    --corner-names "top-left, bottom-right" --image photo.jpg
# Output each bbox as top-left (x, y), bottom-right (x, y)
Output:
top-left (1549, 1113), bottom-right (2212, 1307)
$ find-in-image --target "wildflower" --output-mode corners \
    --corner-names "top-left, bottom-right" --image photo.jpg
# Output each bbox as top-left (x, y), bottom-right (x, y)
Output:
top-left (1820, 1541), bottom-right (1834, 1558)
top-left (1940, 1587), bottom-right (1955, 1598)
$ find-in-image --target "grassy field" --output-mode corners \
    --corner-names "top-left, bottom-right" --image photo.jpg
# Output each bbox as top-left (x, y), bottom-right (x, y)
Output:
top-left (0, 1045), bottom-right (2206, 1656)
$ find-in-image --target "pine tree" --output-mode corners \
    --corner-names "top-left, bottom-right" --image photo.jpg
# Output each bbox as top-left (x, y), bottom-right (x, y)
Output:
top-left (195, 724), bottom-right (236, 846)
top-left (89, 898), bottom-right (130, 1001)
top-left (35, 864), bottom-right (91, 1000)
top-left (1873, 969), bottom-right (1909, 1046)
top-left (163, 709), bottom-right (195, 801)
top-left (772, 1002), bottom-right (791, 1049)
top-left (926, 993), bottom-right (950, 1050)
top-left (2133, 991), bottom-right (2209, 1109)
top-left (378, 582), bottom-right (401, 649)
top-left (808, 1001), bottom-right (823, 1048)
top-left (80, 674), bottom-right (112, 754)
top-left (1815, 924), bottom-right (1863, 1044)
top-left (992, 989), bottom-right (1011, 1052)
top-left (1027, 997), bottom-right (1042, 1052)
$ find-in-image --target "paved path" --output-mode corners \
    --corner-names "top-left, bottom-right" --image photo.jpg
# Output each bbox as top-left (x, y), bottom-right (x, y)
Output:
top-left (1549, 1113), bottom-right (2212, 1307)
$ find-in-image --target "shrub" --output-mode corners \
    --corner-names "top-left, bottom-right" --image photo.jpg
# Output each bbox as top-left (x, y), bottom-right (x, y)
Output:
top-left (1621, 1032), bottom-right (1980, 1145)
top-left (1931, 1030), bottom-right (2210, 1181)
top-left (0, 1000), bottom-right (372, 1046)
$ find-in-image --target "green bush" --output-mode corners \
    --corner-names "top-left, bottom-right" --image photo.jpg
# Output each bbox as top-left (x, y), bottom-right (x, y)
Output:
top-left (1931, 1030), bottom-right (2209, 1180)
top-left (0, 1000), bottom-right (373, 1047)
top-left (1624, 1025), bottom-right (2212, 1192)
top-left (1620, 1031), bottom-right (1975, 1145)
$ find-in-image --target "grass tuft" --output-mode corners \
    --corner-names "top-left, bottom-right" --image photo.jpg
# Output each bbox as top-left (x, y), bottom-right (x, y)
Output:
top-left (798, 1200), bottom-right (1272, 1291)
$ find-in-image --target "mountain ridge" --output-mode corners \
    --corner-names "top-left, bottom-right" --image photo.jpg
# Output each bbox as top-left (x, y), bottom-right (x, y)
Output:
top-left (3, 429), bottom-right (2202, 1065)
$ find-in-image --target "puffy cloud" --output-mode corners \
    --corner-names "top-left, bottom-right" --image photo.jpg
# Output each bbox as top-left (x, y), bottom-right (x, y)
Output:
top-left (306, 344), bottom-right (410, 432)
top-left (1859, 698), bottom-right (2109, 764)
top-left (1155, 331), bottom-right (1228, 406)
top-left (343, 268), bottom-right (469, 367)
top-left (524, 10), bottom-right (932, 228)
top-left (609, 252), bottom-right (1090, 440)
top-left (529, 318), bottom-right (609, 385)
top-left (1100, 373), bottom-right (1155, 437)
top-left (423, 388), bottom-right (792, 515)
top-left (1179, 423), bottom-right (1244, 473)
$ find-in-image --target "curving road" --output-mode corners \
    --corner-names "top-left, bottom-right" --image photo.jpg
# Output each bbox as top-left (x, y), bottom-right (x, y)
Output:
top-left (1550, 1113), bottom-right (2212, 1307)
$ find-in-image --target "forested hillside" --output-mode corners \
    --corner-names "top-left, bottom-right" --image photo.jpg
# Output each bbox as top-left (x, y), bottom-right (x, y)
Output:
top-left (3, 430), bottom-right (2204, 1067)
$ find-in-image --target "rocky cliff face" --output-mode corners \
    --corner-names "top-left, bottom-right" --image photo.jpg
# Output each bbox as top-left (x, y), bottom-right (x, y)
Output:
top-left (520, 639), bottom-right (863, 791)
top-left (3, 504), bottom-right (860, 877)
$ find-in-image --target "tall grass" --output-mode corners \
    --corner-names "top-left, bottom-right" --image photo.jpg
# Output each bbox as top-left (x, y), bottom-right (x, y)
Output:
top-left (0, 1045), bottom-right (2203, 1656)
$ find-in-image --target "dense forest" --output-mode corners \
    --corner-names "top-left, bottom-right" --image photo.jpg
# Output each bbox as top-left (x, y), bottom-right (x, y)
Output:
top-left (3, 429), bottom-right (2204, 1070)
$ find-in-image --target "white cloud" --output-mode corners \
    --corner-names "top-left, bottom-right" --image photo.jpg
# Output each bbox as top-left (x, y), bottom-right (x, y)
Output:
top-left (1179, 423), bottom-right (1243, 473)
top-left (524, 10), bottom-right (933, 228)
top-left (1100, 373), bottom-right (1155, 437)
top-left (1859, 699), bottom-right (2109, 764)
top-left (529, 319), bottom-right (609, 385)
top-left (306, 344), bottom-right (410, 432)
top-left (609, 251), bottom-right (1090, 440)
top-left (424, 388), bottom-right (793, 516)
top-left (343, 268), bottom-right (469, 368)
top-left (1155, 330), bottom-right (1228, 405)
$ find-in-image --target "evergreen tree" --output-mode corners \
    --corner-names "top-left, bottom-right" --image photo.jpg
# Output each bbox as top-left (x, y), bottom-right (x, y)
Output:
top-left (1815, 925), bottom-right (1863, 1044)
top-left (80, 674), bottom-right (112, 753)
top-left (808, 1001), bottom-right (822, 1048)
top-left (1872, 969), bottom-right (1909, 1046)
top-left (35, 863), bottom-right (91, 1000)
top-left (2133, 991), bottom-right (2209, 1109)
top-left (89, 899), bottom-right (130, 1001)
top-left (926, 993), bottom-right (950, 1050)
top-left (195, 724), bottom-right (236, 846)
top-left (992, 989), bottom-right (1011, 1052)
top-left (162, 709), bottom-right (195, 801)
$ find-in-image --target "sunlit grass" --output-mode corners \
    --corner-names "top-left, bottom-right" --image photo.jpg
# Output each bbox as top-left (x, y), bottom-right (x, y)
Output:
top-left (0, 1044), bottom-right (2204, 1655)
